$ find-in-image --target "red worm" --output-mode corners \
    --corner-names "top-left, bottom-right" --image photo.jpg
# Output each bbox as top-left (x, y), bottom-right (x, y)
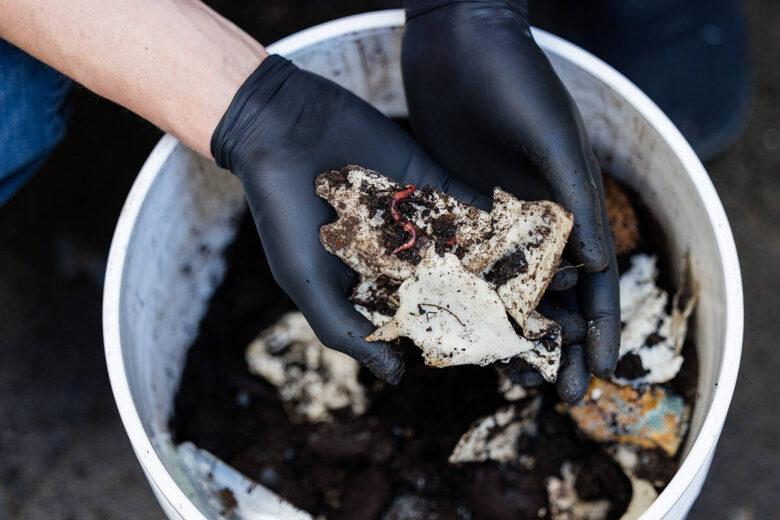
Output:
top-left (392, 221), bottom-right (417, 254)
top-left (389, 184), bottom-right (417, 254)
top-left (390, 185), bottom-right (415, 221)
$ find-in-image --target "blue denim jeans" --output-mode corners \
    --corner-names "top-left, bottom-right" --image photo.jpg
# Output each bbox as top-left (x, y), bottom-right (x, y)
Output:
top-left (0, 39), bottom-right (71, 206)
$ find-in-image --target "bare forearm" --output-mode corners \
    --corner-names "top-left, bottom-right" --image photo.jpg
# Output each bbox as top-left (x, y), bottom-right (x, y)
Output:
top-left (0, 0), bottom-right (267, 157)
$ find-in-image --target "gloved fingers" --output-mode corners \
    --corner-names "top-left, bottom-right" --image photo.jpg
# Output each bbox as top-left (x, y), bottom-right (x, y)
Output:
top-left (547, 259), bottom-right (579, 291)
top-left (398, 152), bottom-right (493, 211)
top-left (578, 250), bottom-right (620, 380)
top-left (511, 369), bottom-right (544, 387)
top-left (579, 261), bottom-right (621, 379)
top-left (296, 274), bottom-right (405, 384)
top-left (501, 359), bottom-right (544, 387)
top-left (556, 344), bottom-right (590, 403)
top-left (263, 225), bottom-right (406, 384)
top-left (537, 298), bottom-right (586, 346)
top-left (578, 163), bottom-right (621, 379)
top-left (442, 176), bottom-right (493, 212)
top-left (497, 45), bottom-right (609, 272)
top-left (539, 144), bottom-right (608, 273)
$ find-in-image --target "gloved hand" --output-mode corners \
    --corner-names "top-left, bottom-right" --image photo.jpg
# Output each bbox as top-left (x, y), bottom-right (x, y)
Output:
top-left (211, 55), bottom-right (484, 384)
top-left (402, 0), bottom-right (621, 401)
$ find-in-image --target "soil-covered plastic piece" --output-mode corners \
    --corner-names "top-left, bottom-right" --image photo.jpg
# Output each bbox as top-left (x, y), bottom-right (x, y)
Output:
top-left (316, 166), bottom-right (573, 381)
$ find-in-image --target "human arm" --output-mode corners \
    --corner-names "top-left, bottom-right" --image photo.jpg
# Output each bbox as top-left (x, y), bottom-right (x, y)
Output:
top-left (0, 0), bottom-right (267, 157)
top-left (1, 0), bottom-right (487, 382)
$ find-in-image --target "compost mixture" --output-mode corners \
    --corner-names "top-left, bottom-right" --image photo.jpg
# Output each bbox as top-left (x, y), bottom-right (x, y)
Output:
top-left (170, 173), bottom-right (698, 520)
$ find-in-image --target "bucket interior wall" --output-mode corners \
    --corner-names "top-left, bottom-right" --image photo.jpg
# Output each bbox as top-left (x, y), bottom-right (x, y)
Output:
top-left (114, 20), bottom-right (729, 519)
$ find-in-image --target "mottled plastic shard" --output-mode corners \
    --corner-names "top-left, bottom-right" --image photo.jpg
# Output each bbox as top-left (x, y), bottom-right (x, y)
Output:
top-left (614, 254), bottom-right (698, 386)
top-left (546, 462), bottom-right (610, 520)
top-left (608, 446), bottom-right (659, 520)
top-left (245, 312), bottom-right (368, 423)
top-left (316, 166), bottom-right (572, 379)
top-left (565, 379), bottom-right (690, 456)
top-left (448, 398), bottom-right (541, 464)
top-left (367, 253), bottom-right (539, 367)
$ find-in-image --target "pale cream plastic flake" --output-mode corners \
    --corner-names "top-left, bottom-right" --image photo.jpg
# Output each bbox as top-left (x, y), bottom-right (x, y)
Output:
top-left (614, 254), bottom-right (698, 386)
top-left (448, 398), bottom-right (541, 464)
top-left (245, 312), bottom-right (368, 423)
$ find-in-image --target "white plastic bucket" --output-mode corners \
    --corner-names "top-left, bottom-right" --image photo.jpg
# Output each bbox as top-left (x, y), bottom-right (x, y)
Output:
top-left (103, 10), bottom-right (743, 520)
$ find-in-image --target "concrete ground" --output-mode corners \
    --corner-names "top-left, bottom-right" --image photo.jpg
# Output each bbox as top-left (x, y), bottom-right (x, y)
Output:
top-left (0, 1), bottom-right (777, 519)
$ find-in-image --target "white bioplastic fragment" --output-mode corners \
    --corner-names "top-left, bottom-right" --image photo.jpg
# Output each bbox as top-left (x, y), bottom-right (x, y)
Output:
top-left (367, 253), bottom-right (539, 367)
top-left (449, 398), bottom-right (541, 464)
top-left (483, 190), bottom-right (573, 333)
top-left (246, 312), bottom-right (368, 423)
top-left (614, 254), bottom-right (697, 385)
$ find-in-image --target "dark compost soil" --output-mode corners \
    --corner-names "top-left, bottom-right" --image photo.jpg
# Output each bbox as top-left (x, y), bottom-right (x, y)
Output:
top-left (169, 176), bottom-right (695, 520)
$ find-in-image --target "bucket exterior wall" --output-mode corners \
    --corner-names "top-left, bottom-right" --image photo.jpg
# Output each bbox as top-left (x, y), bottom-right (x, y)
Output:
top-left (103, 10), bottom-right (743, 520)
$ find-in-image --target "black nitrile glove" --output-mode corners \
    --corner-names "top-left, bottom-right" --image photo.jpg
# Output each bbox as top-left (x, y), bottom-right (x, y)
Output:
top-left (211, 55), bottom-right (485, 384)
top-left (402, 0), bottom-right (621, 401)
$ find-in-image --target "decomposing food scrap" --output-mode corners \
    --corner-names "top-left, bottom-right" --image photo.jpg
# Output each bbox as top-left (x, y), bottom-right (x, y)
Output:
top-left (564, 379), bottom-right (690, 456)
top-left (603, 176), bottom-right (640, 256)
top-left (615, 254), bottom-right (697, 386)
top-left (546, 462), bottom-right (611, 520)
top-left (316, 166), bottom-right (573, 380)
top-left (245, 312), bottom-right (368, 423)
top-left (449, 397), bottom-right (541, 465)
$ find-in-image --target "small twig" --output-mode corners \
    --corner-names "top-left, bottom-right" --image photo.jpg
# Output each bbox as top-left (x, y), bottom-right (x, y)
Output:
top-left (419, 303), bottom-right (465, 327)
top-left (555, 263), bottom-right (584, 273)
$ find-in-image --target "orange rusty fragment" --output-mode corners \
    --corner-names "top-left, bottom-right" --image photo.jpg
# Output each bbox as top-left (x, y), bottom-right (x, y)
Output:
top-left (562, 378), bottom-right (689, 456)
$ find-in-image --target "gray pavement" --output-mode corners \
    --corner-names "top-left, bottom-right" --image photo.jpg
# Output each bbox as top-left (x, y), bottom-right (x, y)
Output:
top-left (688, 1), bottom-right (780, 517)
top-left (0, 1), bottom-right (778, 519)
